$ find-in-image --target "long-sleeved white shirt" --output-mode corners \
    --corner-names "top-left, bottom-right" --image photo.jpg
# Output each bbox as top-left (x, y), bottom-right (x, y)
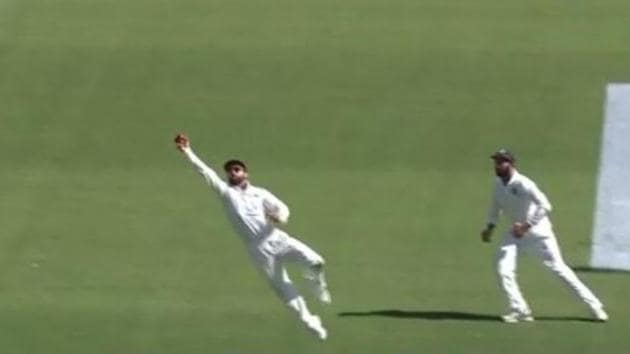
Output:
top-left (182, 147), bottom-right (290, 244)
top-left (487, 170), bottom-right (554, 236)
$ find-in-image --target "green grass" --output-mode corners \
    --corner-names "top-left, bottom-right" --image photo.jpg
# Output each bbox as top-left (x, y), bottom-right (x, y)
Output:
top-left (2, 0), bottom-right (630, 353)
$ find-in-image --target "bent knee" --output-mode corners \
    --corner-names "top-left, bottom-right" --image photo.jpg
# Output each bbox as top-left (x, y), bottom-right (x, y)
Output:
top-left (310, 257), bottom-right (325, 270)
top-left (496, 264), bottom-right (515, 278)
top-left (544, 260), bottom-right (570, 274)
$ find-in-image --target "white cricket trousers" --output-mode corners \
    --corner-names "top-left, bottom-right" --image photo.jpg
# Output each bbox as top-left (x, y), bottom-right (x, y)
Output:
top-left (248, 230), bottom-right (325, 304)
top-left (496, 232), bottom-right (603, 314)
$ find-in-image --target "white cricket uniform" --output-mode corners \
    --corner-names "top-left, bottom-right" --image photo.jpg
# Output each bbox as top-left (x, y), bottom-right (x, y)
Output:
top-left (486, 170), bottom-right (603, 314)
top-left (181, 147), bottom-right (324, 303)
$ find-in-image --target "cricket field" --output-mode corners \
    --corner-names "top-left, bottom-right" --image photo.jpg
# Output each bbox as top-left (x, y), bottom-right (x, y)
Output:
top-left (1, 1), bottom-right (629, 353)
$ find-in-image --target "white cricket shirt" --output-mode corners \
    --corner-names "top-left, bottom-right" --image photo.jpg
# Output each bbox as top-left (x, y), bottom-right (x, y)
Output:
top-left (487, 169), bottom-right (554, 236)
top-left (182, 147), bottom-right (290, 244)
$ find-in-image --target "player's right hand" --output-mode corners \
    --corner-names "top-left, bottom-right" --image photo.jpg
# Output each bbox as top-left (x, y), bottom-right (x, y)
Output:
top-left (174, 133), bottom-right (190, 151)
top-left (481, 228), bottom-right (493, 243)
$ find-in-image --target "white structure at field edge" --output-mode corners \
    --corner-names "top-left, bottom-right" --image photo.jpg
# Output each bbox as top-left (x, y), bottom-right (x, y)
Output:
top-left (591, 84), bottom-right (630, 271)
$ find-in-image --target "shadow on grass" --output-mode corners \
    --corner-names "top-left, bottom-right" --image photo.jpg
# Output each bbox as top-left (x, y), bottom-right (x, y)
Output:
top-left (571, 266), bottom-right (630, 274)
top-left (338, 310), bottom-right (602, 323)
top-left (338, 310), bottom-right (500, 321)
top-left (535, 316), bottom-right (600, 323)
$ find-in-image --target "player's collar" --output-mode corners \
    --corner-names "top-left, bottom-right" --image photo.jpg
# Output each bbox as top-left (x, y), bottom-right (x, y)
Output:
top-left (235, 181), bottom-right (251, 191)
top-left (506, 169), bottom-right (519, 185)
top-left (498, 169), bottom-right (519, 186)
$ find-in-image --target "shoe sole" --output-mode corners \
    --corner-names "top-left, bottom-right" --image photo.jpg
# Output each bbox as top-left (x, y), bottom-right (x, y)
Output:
top-left (502, 316), bottom-right (534, 323)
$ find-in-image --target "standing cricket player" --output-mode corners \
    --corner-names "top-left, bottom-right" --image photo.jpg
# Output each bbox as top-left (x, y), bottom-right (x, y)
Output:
top-left (174, 133), bottom-right (331, 340)
top-left (480, 149), bottom-right (609, 323)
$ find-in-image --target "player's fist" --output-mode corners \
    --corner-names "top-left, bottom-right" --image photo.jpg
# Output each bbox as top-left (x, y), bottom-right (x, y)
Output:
top-left (174, 133), bottom-right (189, 151)
top-left (511, 222), bottom-right (530, 238)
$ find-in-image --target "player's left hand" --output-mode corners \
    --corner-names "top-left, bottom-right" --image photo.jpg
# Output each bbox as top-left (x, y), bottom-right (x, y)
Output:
top-left (511, 222), bottom-right (530, 238)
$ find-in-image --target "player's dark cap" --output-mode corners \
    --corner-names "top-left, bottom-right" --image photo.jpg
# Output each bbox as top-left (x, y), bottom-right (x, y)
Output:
top-left (490, 149), bottom-right (516, 163)
top-left (223, 159), bottom-right (248, 172)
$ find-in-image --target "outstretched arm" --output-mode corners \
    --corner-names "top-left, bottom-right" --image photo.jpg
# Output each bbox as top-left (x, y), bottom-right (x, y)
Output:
top-left (174, 133), bottom-right (229, 195)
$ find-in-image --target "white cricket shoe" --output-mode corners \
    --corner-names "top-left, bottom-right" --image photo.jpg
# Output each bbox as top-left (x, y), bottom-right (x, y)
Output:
top-left (315, 285), bottom-right (332, 304)
top-left (305, 272), bottom-right (332, 304)
top-left (590, 306), bottom-right (609, 322)
top-left (501, 311), bottom-right (534, 323)
top-left (306, 315), bottom-right (328, 340)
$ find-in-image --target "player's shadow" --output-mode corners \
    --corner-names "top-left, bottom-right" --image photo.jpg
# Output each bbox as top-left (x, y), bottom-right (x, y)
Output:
top-left (535, 316), bottom-right (598, 322)
top-left (571, 266), bottom-right (630, 274)
top-left (338, 310), bottom-right (500, 322)
top-left (338, 310), bottom-right (598, 323)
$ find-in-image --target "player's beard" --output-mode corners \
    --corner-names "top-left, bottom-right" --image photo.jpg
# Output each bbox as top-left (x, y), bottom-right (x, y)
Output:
top-left (495, 166), bottom-right (512, 180)
top-left (228, 176), bottom-right (247, 187)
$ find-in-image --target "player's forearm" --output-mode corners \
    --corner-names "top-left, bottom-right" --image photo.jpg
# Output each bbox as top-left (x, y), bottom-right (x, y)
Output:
top-left (486, 192), bottom-right (500, 226)
top-left (527, 206), bottom-right (549, 226)
top-left (181, 147), bottom-right (226, 192)
top-left (486, 206), bottom-right (500, 226)
top-left (182, 147), bottom-right (210, 173)
top-left (268, 213), bottom-right (289, 225)
top-left (263, 192), bottom-right (291, 224)
top-left (486, 214), bottom-right (499, 227)
top-left (527, 186), bottom-right (552, 226)
top-left (273, 208), bottom-right (290, 224)
top-left (266, 204), bottom-right (290, 224)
